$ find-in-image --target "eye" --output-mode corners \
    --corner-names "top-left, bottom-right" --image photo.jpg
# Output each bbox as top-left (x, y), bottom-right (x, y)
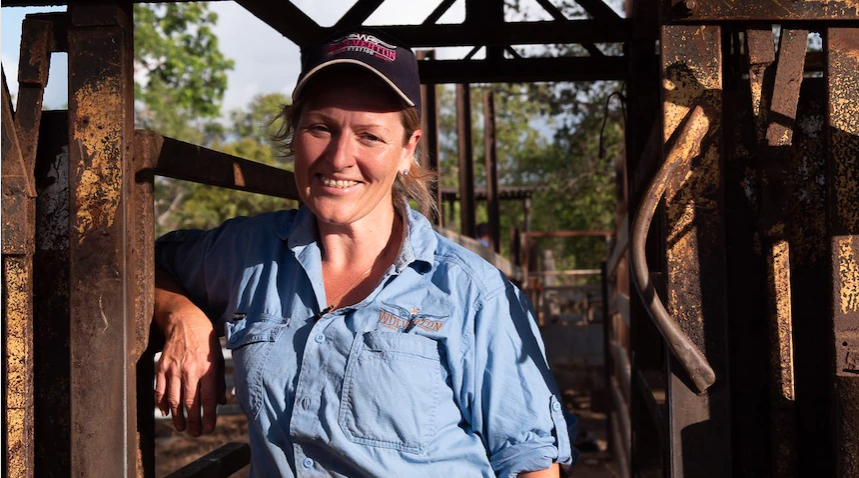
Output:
top-left (308, 124), bottom-right (330, 134)
top-left (360, 132), bottom-right (385, 144)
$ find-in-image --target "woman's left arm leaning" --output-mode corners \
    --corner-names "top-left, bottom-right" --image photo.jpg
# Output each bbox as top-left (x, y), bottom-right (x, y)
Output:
top-left (153, 264), bottom-right (226, 436)
top-left (520, 463), bottom-right (560, 478)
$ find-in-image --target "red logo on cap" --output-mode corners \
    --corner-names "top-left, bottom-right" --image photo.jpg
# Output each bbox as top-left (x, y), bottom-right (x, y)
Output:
top-left (327, 33), bottom-right (397, 63)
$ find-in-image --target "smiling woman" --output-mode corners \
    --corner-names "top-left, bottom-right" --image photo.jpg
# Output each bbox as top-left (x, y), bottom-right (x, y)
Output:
top-left (152, 27), bottom-right (575, 478)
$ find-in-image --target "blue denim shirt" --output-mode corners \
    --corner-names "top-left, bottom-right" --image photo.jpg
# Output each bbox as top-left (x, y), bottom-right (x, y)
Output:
top-left (156, 206), bottom-right (575, 477)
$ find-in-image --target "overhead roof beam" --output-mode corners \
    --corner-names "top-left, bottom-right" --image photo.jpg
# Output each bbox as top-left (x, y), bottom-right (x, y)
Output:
top-left (417, 55), bottom-right (628, 83)
top-left (236, 0), bottom-right (324, 48)
top-left (575, 0), bottom-right (623, 23)
top-left (334, 0), bottom-right (386, 30)
top-left (373, 20), bottom-right (629, 47)
top-left (423, 0), bottom-right (457, 25)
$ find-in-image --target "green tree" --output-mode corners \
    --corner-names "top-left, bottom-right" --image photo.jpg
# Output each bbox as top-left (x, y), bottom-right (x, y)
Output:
top-left (155, 93), bottom-right (297, 235)
top-left (134, 2), bottom-right (234, 141)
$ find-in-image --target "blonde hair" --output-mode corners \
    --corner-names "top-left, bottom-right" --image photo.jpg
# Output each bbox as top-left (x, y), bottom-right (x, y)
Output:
top-left (272, 99), bottom-right (437, 219)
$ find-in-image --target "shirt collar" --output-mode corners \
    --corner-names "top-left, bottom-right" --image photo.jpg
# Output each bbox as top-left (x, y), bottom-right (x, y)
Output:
top-left (278, 203), bottom-right (436, 273)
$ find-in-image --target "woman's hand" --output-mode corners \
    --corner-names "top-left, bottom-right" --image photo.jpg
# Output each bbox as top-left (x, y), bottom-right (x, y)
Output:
top-left (154, 265), bottom-right (226, 436)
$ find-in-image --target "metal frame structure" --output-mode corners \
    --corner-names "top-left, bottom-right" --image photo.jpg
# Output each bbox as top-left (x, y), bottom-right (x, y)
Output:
top-left (2, 0), bottom-right (858, 477)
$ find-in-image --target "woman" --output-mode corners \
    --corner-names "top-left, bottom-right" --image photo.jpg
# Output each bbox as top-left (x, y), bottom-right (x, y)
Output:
top-left (153, 29), bottom-right (574, 477)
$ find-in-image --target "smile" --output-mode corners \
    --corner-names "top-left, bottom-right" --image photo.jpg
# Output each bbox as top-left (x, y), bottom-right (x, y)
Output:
top-left (320, 176), bottom-right (359, 189)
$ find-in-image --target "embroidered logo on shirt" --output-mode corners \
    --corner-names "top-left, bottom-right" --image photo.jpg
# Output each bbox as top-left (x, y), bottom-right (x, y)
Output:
top-left (377, 307), bottom-right (446, 333)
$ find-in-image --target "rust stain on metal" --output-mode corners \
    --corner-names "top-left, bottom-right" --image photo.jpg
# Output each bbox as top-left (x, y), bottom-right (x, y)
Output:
top-left (839, 237), bottom-right (859, 314)
top-left (681, 0), bottom-right (859, 20)
top-left (768, 234), bottom-right (796, 400)
top-left (767, 29), bottom-right (808, 146)
top-left (4, 258), bottom-right (34, 478)
top-left (233, 162), bottom-right (246, 187)
top-left (828, 29), bottom-right (859, 234)
top-left (71, 79), bottom-right (123, 244)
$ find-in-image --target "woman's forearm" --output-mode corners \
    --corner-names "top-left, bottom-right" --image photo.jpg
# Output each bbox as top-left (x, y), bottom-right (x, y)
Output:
top-left (520, 463), bottom-right (560, 478)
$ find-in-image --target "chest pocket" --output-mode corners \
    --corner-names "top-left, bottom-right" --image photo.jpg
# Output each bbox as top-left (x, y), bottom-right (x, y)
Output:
top-left (339, 330), bottom-right (443, 454)
top-left (225, 316), bottom-right (288, 420)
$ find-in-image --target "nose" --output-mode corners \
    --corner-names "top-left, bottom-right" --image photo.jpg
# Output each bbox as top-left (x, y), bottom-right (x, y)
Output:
top-left (326, 131), bottom-right (355, 171)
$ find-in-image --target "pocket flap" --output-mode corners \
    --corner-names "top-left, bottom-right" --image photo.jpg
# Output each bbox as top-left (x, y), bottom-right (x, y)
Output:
top-left (225, 316), bottom-right (288, 349)
top-left (362, 330), bottom-right (440, 361)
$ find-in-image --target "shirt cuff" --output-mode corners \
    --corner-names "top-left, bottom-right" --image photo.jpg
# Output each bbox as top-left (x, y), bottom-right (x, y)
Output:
top-left (491, 442), bottom-right (561, 478)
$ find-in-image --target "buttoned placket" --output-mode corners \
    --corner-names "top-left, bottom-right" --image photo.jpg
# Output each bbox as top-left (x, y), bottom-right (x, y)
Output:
top-left (288, 264), bottom-right (402, 477)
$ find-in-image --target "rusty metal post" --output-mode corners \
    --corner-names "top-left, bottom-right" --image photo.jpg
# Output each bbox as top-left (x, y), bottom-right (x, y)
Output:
top-left (483, 90), bottom-right (500, 253)
top-left (456, 83), bottom-right (475, 238)
top-left (2, 67), bottom-right (37, 478)
top-left (67, 3), bottom-right (151, 476)
top-left (756, 27), bottom-right (808, 478)
top-left (827, 27), bottom-right (859, 478)
top-left (660, 24), bottom-right (732, 478)
top-left (417, 50), bottom-right (442, 226)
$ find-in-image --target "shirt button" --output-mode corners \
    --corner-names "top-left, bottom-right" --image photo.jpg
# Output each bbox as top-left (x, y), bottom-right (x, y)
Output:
top-left (314, 333), bottom-right (325, 344)
top-left (302, 457), bottom-right (314, 469)
top-left (552, 400), bottom-right (562, 412)
top-left (301, 397), bottom-right (311, 410)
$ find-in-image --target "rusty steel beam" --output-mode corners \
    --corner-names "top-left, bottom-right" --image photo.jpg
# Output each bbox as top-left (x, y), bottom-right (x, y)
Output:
top-left (767, 29), bottom-right (808, 146)
top-left (164, 441), bottom-right (250, 478)
top-left (456, 84), bottom-right (476, 238)
top-left (526, 230), bottom-right (613, 238)
top-left (827, 27), bottom-right (859, 478)
top-left (2, 67), bottom-right (36, 478)
top-left (746, 28), bottom-right (776, 142)
top-left (235, 0), bottom-right (323, 48)
top-left (32, 111), bottom-right (72, 476)
top-left (374, 20), bottom-right (630, 47)
top-left (483, 91), bottom-right (500, 253)
top-left (67, 4), bottom-right (146, 477)
top-left (660, 24), bottom-right (732, 478)
top-left (423, 0), bottom-right (456, 25)
top-left (134, 131), bottom-right (300, 200)
top-left (755, 28), bottom-right (809, 478)
top-left (15, 16), bottom-right (53, 173)
top-left (418, 55), bottom-right (628, 84)
top-left (417, 50), bottom-right (442, 226)
top-left (670, 0), bottom-right (859, 21)
top-left (333, 0), bottom-right (384, 29)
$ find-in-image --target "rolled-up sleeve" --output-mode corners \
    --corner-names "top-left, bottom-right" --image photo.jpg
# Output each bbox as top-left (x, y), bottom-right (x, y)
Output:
top-left (461, 283), bottom-right (574, 478)
top-left (155, 227), bottom-right (224, 323)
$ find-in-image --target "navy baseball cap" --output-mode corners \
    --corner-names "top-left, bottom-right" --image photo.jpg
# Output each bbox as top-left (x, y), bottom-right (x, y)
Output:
top-left (292, 28), bottom-right (421, 116)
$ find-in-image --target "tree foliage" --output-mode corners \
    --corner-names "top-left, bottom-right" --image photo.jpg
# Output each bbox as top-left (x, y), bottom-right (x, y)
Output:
top-left (134, 2), bottom-right (234, 140)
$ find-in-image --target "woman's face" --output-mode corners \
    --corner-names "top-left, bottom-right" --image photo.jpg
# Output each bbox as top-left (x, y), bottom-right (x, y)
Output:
top-left (293, 77), bottom-right (420, 229)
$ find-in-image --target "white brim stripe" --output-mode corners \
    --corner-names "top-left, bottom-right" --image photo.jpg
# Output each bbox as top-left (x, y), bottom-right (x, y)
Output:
top-left (292, 58), bottom-right (415, 108)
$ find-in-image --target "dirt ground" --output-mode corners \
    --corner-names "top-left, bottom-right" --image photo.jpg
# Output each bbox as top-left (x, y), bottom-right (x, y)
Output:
top-left (155, 388), bottom-right (621, 477)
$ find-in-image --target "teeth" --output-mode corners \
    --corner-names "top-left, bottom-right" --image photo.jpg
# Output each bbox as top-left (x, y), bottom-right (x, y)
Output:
top-left (322, 177), bottom-right (358, 189)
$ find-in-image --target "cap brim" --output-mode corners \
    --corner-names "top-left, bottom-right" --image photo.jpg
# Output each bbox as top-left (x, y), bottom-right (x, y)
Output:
top-left (292, 59), bottom-right (416, 108)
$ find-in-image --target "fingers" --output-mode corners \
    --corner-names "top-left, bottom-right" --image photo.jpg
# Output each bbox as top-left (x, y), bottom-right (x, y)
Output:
top-left (154, 366), bottom-right (168, 417)
top-left (184, 369), bottom-right (203, 437)
top-left (201, 367), bottom-right (219, 434)
top-left (216, 346), bottom-right (227, 405)
top-left (169, 370), bottom-right (185, 432)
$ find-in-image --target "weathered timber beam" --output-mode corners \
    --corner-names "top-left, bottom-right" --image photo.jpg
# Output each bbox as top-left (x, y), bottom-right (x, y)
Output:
top-left (418, 56), bottom-right (628, 83)
top-left (134, 131), bottom-right (300, 200)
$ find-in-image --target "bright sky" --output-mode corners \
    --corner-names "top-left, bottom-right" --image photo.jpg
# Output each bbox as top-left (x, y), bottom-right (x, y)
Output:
top-left (0, 1), bottom-right (473, 114)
